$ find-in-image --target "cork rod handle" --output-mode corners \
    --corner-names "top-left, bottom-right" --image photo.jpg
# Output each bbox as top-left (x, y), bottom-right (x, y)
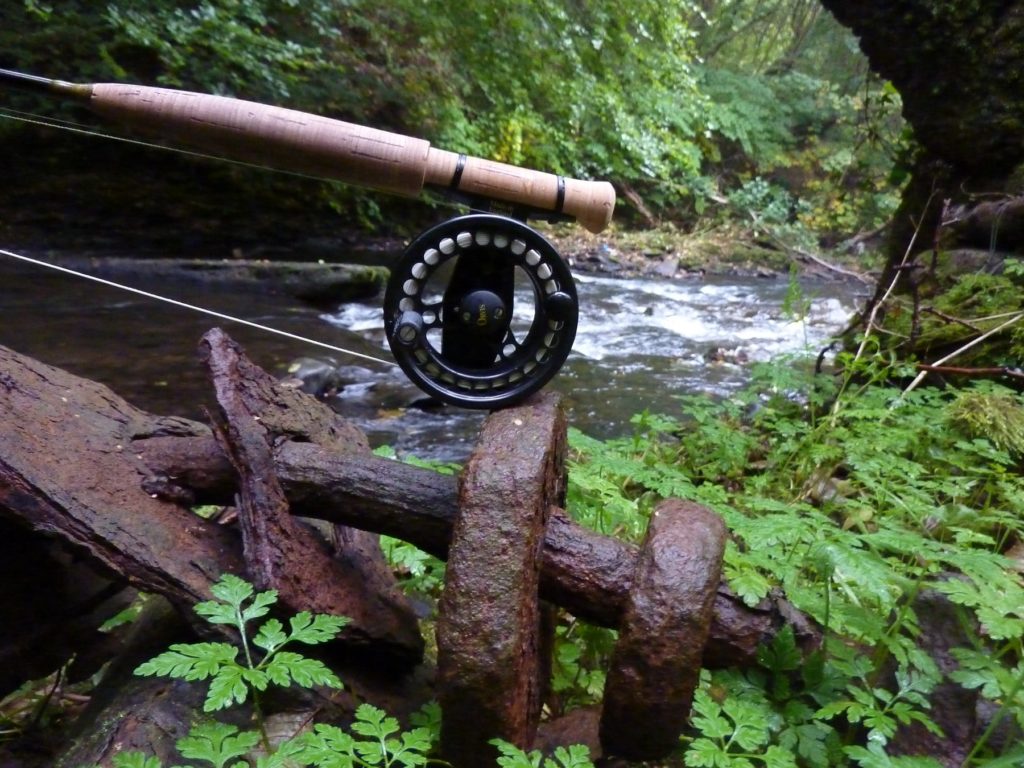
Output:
top-left (86, 83), bottom-right (615, 233)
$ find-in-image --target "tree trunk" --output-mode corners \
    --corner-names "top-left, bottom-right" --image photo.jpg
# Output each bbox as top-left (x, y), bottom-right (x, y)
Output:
top-left (819, 1), bottom-right (1024, 370)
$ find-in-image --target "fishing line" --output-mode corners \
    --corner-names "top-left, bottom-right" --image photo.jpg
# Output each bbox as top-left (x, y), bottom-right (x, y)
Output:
top-left (0, 104), bottom-right (97, 130)
top-left (0, 107), bottom-right (339, 184)
top-left (0, 108), bottom-right (401, 367)
top-left (0, 248), bottom-right (398, 368)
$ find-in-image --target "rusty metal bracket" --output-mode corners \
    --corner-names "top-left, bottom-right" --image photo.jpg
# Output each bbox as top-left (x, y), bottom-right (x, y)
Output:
top-left (436, 392), bottom-right (567, 767)
top-left (599, 499), bottom-right (727, 760)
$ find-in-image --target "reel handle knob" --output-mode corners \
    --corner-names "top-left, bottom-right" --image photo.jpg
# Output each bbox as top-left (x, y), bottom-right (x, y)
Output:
top-left (545, 292), bottom-right (576, 322)
top-left (394, 311), bottom-right (425, 346)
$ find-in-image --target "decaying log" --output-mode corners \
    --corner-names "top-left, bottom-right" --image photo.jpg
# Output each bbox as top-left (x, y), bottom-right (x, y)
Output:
top-left (950, 196), bottom-right (1024, 251)
top-left (0, 339), bottom-right (421, 672)
top-left (200, 329), bottom-right (423, 665)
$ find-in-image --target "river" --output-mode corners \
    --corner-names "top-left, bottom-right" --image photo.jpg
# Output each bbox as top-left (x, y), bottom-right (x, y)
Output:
top-left (0, 254), bottom-right (866, 462)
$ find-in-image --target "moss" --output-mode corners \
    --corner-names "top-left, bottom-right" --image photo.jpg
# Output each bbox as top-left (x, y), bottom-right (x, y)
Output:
top-left (875, 268), bottom-right (1024, 367)
top-left (948, 388), bottom-right (1024, 456)
top-left (937, 273), bottom-right (1021, 316)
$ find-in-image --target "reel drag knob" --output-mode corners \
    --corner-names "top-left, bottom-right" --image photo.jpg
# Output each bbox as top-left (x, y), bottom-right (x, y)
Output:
top-left (383, 214), bottom-right (579, 410)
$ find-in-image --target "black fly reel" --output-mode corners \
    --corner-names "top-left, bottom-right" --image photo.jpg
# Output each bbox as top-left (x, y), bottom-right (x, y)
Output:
top-left (384, 214), bottom-right (578, 409)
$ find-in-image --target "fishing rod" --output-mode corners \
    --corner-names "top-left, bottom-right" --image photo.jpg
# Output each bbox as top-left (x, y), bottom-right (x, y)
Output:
top-left (0, 68), bottom-right (616, 409)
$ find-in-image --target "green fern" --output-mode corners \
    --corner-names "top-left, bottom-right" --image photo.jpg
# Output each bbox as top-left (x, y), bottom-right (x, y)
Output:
top-left (567, 357), bottom-right (1024, 766)
top-left (491, 740), bottom-right (594, 768)
top-left (134, 574), bottom-right (346, 713)
top-left (297, 703), bottom-right (436, 767)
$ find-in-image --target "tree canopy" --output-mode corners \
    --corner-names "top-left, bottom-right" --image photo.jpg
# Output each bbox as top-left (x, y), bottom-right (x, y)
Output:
top-left (0, 0), bottom-right (904, 240)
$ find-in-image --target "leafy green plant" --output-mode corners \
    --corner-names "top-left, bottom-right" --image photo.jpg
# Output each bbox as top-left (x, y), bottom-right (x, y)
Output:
top-left (86, 575), bottom-right (453, 768)
top-left (174, 722), bottom-right (261, 768)
top-left (373, 447), bottom-right (451, 599)
top-left (135, 574), bottom-right (346, 740)
top-left (85, 707), bottom-right (439, 768)
top-left (549, 622), bottom-right (615, 714)
top-left (105, 0), bottom-right (345, 101)
top-left (298, 703), bottom-right (437, 767)
top-left (491, 740), bottom-right (594, 768)
top-left (379, 536), bottom-right (445, 599)
top-left (566, 355), bottom-right (1024, 766)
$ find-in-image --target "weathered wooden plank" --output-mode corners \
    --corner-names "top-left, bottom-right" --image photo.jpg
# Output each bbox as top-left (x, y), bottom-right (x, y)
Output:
top-left (200, 329), bottom-right (423, 665)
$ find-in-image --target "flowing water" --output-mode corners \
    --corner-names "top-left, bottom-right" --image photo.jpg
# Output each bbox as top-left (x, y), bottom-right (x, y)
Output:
top-left (0, 254), bottom-right (866, 462)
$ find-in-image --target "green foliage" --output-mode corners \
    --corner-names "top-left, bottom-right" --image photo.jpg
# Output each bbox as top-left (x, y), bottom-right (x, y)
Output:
top-left (84, 708), bottom-right (441, 768)
top-left (948, 385), bottom-right (1024, 456)
top-left (491, 740), bottom-right (595, 768)
top-left (3, 0), bottom-right (902, 237)
top-left (727, 177), bottom-right (815, 250)
top-left (297, 703), bottom-right (436, 767)
top-left (872, 266), bottom-right (1024, 366)
top-left (379, 536), bottom-right (445, 599)
top-left (549, 622), bottom-right (616, 712)
top-left (176, 721), bottom-right (261, 768)
top-left (685, 686), bottom-right (796, 768)
top-left (135, 574), bottom-right (346, 712)
top-left (88, 576), bottom-right (452, 768)
top-left (104, 0), bottom-right (345, 101)
top-left (567, 357), bottom-right (1024, 765)
top-left (107, 754), bottom-right (163, 768)
top-left (373, 447), bottom-right (451, 599)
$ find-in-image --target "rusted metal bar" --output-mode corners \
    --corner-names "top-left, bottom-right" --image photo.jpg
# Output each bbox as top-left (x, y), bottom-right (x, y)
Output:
top-left (136, 437), bottom-right (814, 667)
top-left (199, 329), bottom-right (424, 665)
top-left (0, 339), bottom-right (813, 671)
top-left (437, 393), bottom-right (565, 766)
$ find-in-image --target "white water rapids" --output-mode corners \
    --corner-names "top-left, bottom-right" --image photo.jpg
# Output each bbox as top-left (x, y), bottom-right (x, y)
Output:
top-left (324, 273), bottom-right (865, 460)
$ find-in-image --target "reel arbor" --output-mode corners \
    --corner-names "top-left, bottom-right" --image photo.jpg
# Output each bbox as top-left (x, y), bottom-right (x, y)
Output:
top-left (384, 214), bottom-right (578, 409)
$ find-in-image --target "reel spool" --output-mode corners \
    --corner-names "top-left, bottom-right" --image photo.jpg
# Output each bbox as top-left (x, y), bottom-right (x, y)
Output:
top-left (384, 214), bottom-right (578, 409)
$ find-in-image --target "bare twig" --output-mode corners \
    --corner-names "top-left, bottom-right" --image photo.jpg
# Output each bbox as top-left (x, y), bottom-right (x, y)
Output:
top-left (791, 245), bottom-right (874, 284)
top-left (835, 221), bottom-right (889, 254)
top-left (916, 364), bottom-right (1024, 381)
top-left (901, 312), bottom-right (1024, 397)
top-left (848, 198), bottom-right (933, 372)
top-left (743, 210), bottom-right (874, 283)
top-left (920, 306), bottom-right (982, 333)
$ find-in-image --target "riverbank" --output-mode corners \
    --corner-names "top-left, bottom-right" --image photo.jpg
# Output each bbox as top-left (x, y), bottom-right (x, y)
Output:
top-left (1, 212), bottom-right (876, 288)
top-left (0, 130), bottom-right (878, 286)
top-left (543, 222), bottom-right (879, 283)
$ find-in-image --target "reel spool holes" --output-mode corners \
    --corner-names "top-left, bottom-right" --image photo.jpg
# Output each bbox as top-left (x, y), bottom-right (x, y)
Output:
top-left (384, 214), bottom-right (578, 409)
